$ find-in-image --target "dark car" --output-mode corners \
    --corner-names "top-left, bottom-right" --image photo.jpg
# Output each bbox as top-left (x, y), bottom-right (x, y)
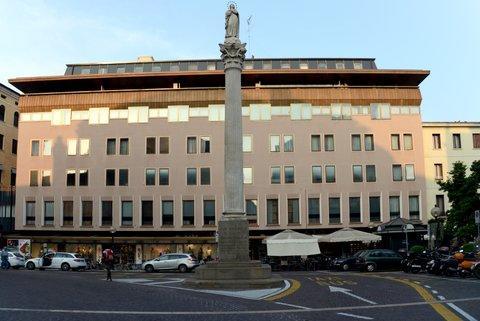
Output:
top-left (357, 249), bottom-right (403, 272)
top-left (332, 250), bottom-right (366, 271)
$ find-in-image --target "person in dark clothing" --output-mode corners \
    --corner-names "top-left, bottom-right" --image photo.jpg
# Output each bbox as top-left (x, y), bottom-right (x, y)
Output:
top-left (102, 248), bottom-right (114, 281)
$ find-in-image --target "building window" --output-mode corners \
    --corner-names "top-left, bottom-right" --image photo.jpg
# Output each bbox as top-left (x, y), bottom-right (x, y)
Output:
top-left (42, 170), bottom-right (51, 186)
top-left (43, 140), bottom-right (52, 156)
top-left (284, 166), bottom-right (295, 183)
top-left (250, 104), bottom-right (271, 121)
top-left (351, 134), bottom-right (361, 151)
top-left (63, 201), bottom-right (74, 226)
top-left (31, 140), bottom-right (40, 156)
top-left (0, 134), bottom-right (3, 150)
top-left (329, 197), bottom-right (341, 224)
top-left (325, 134), bottom-right (334, 151)
top-left (284, 135), bottom-right (294, 152)
top-left (243, 167), bottom-right (253, 184)
top-left (44, 201), bottom-right (54, 226)
top-left (473, 133), bottom-right (480, 149)
top-left (270, 135), bottom-right (280, 152)
top-left (312, 166), bottom-right (322, 183)
top-left (369, 196), bottom-right (381, 222)
top-left (311, 135), bottom-right (321, 151)
top-left (436, 195), bottom-right (445, 215)
top-left (200, 167), bottom-right (211, 185)
top-left (287, 198), bottom-right (300, 224)
top-left (433, 134), bottom-right (441, 149)
top-left (119, 169), bottom-right (128, 186)
top-left (101, 201), bottom-right (112, 226)
top-left (29, 170), bottom-right (38, 186)
top-left (392, 165), bottom-right (402, 181)
top-left (270, 166), bottom-right (281, 184)
top-left (159, 168), bottom-right (169, 185)
top-left (121, 201), bottom-right (133, 226)
top-left (452, 134), bottom-right (461, 149)
top-left (349, 197), bottom-right (361, 223)
top-left (371, 104), bottom-right (391, 119)
top-left (245, 199), bottom-right (258, 224)
top-left (405, 164), bottom-right (415, 181)
top-left (12, 139), bottom-right (17, 154)
top-left (13, 112), bottom-right (19, 127)
top-left (187, 168), bottom-right (197, 185)
top-left (79, 169), bottom-right (88, 186)
top-left (353, 62), bottom-right (363, 69)
top-left (119, 138), bottom-right (129, 155)
top-left (187, 137), bottom-right (197, 154)
top-left (142, 200), bottom-right (153, 226)
top-left (243, 135), bottom-right (252, 152)
top-left (409, 196), bottom-right (420, 220)
top-left (434, 164), bottom-right (443, 180)
top-left (325, 165), bottom-right (335, 183)
top-left (79, 139), bottom-right (89, 155)
top-left (391, 134), bottom-right (400, 150)
top-left (10, 168), bottom-right (15, 186)
top-left (82, 200), bottom-right (93, 226)
top-left (0, 105), bottom-right (4, 121)
top-left (308, 198), bottom-right (320, 224)
top-left (146, 137), bottom-right (156, 154)
top-left (200, 137), bottom-right (211, 153)
top-left (267, 198), bottom-right (279, 225)
top-left (106, 138), bottom-right (116, 155)
top-left (26, 201), bottom-right (36, 225)
top-left (182, 200), bottom-right (195, 225)
top-left (203, 200), bottom-right (216, 225)
top-left (389, 196), bottom-right (400, 219)
top-left (403, 134), bottom-right (413, 150)
top-left (146, 169), bottom-right (156, 185)
top-left (335, 62), bottom-right (345, 69)
top-left (353, 165), bottom-right (363, 182)
top-left (365, 134), bottom-right (374, 151)
top-left (106, 169), bottom-right (115, 186)
top-left (67, 139), bottom-right (77, 156)
top-left (363, 165), bottom-right (375, 182)
top-left (159, 137), bottom-right (170, 154)
top-left (162, 200), bottom-right (174, 226)
top-left (66, 170), bottom-right (76, 186)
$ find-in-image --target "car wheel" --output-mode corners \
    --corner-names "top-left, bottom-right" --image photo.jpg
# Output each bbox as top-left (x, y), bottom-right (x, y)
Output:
top-left (61, 263), bottom-right (71, 271)
top-left (342, 264), bottom-right (350, 271)
top-left (366, 263), bottom-right (376, 272)
top-left (145, 265), bottom-right (154, 273)
top-left (26, 262), bottom-right (35, 270)
top-left (178, 264), bottom-right (188, 273)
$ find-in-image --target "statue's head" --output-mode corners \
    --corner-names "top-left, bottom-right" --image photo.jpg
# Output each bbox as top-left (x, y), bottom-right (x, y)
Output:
top-left (228, 3), bottom-right (236, 10)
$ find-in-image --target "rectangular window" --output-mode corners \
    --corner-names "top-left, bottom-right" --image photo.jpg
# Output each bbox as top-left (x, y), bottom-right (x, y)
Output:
top-left (243, 135), bottom-right (252, 152)
top-left (82, 200), bottom-right (93, 226)
top-left (66, 170), bottom-right (76, 186)
top-left (391, 134), bottom-right (400, 150)
top-left (243, 167), bottom-right (253, 184)
top-left (121, 201), bottom-right (133, 226)
top-left (351, 134), bottom-right (361, 151)
top-left (365, 134), bottom-right (374, 151)
top-left (101, 201), bottom-right (112, 226)
top-left (436, 195), bottom-right (445, 215)
top-left (392, 165), bottom-right (402, 181)
top-left (145, 168), bottom-right (156, 185)
top-left (266, 198), bottom-right (279, 225)
top-left (162, 200), bottom-right (174, 226)
top-left (159, 137), bottom-right (169, 154)
top-left (312, 166), bottom-right (322, 183)
top-left (0, 134), bottom-right (3, 150)
top-left (365, 165), bottom-right (375, 182)
top-left (409, 196), bottom-right (420, 220)
top-left (44, 201), bottom-right (54, 226)
top-left (329, 197), bottom-right (341, 224)
top-left (325, 165), bottom-right (336, 183)
top-left (63, 201), bottom-right (73, 226)
top-left (270, 166), bottom-right (281, 184)
top-left (433, 134), bottom-right (441, 149)
top-left (371, 104), bottom-right (391, 119)
top-left (80, 139), bottom-right (89, 155)
top-left (246, 199), bottom-right (257, 224)
top-left (308, 198), bottom-right (320, 224)
top-left (79, 169), bottom-right (88, 186)
top-left (403, 134), bottom-right (413, 150)
top-left (31, 140), bottom-right (40, 156)
top-left (41, 170), bottom-right (51, 186)
top-left (200, 136), bottom-right (211, 153)
top-left (106, 138), bottom-right (116, 155)
top-left (473, 133), bottom-right (480, 148)
top-left (182, 200), bottom-right (195, 225)
top-left (353, 165), bottom-right (363, 182)
top-left (311, 135), bottom-right (321, 151)
top-left (159, 168), bottom-right (169, 185)
top-left (369, 196), bottom-right (381, 222)
top-left (12, 139), bottom-right (17, 154)
top-left (452, 134), bottom-right (461, 149)
top-left (200, 167), bottom-right (211, 185)
top-left (146, 137), bottom-right (156, 154)
top-left (106, 169), bottom-right (115, 186)
top-left (284, 166), bottom-right (295, 183)
top-left (119, 169), bottom-right (128, 186)
top-left (325, 135), bottom-right (335, 151)
top-left (284, 135), bottom-right (294, 152)
top-left (203, 200), bottom-right (216, 225)
top-left (349, 197), bottom-right (361, 223)
top-left (26, 201), bottom-right (36, 225)
top-left (142, 200), bottom-right (153, 226)
top-left (30, 170), bottom-right (39, 186)
top-left (119, 138), bottom-right (129, 155)
top-left (405, 164), bottom-right (415, 181)
top-left (67, 139), bottom-right (77, 155)
top-left (435, 163), bottom-right (443, 180)
top-left (288, 198), bottom-right (300, 224)
top-left (187, 168), bottom-right (197, 185)
top-left (389, 196), bottom-right (400, 219)
top-left (187, 136), bottom-right (197, 154)
top-left (270, 135), bottom-right (280, 152)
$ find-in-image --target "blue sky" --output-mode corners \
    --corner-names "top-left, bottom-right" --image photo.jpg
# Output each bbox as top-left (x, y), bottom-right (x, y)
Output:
top-left (0, 0), bottom-right (478, 121)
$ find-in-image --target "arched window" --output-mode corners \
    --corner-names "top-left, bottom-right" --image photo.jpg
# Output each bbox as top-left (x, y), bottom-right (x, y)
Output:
top-left (13, 112), bottom-right (19, 127)
top-left (0, 105), bottom-right (4, 122)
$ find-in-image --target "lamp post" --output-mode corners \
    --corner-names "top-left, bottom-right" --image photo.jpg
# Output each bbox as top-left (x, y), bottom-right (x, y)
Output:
top-left (109, 227), bottom-right (116, 249)
top-left (430, 205), bottom-right (442, 249)
top-left (402, 223), bottom-right (415, 252)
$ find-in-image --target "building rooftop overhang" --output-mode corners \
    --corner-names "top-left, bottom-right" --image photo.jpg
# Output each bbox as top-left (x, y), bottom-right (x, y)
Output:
top-left (422, 121), bottom-right (480, 128)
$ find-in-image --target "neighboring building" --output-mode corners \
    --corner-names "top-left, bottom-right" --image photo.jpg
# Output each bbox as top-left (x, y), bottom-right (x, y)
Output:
top-left (422, 122), bottom-right (480, 217)
top-left (9, 57), bottom-right (429, 262)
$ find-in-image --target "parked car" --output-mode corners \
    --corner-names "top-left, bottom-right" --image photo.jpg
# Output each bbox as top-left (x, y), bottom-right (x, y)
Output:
top-left (357, 249), bottom-right (403, 272)
top-left (25, 252), bottom-right (87, 271)
top-left (332, 250), bottom-right (366, 271)
top-left (7, 252), bottom-right (25, 269)
top-left (142, 253), bottom-right (199, 273)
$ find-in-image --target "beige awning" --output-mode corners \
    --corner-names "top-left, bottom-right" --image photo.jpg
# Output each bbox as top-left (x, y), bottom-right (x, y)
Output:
top-left (264, 229), bottom-right (320, 256)
top-left (315, 228), bottom-right (381, 244)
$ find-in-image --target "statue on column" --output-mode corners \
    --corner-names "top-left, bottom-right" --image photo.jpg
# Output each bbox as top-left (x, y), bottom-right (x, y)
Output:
top-left (225, 4), bottom-right (239, 39)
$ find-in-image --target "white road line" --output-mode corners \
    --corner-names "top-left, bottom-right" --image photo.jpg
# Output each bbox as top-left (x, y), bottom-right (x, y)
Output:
top-left (431, 290), bottom-right (438, 294)
top-left (274, 302), bottom-right (311, 310)
top-left (329, 286), bottom-right (377, 305)
top-left (424, 285), bottom-right (431, 289)
top-left (337, 312), bottom-right (374, 320)
top-left (446, 303), bottom-right (478, 321)
top-left (437, 295), bottom-right (446, 301)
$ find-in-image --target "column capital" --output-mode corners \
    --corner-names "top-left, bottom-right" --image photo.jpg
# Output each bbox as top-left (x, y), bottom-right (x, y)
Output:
top-left (219, 39), bottom-right (247, 70)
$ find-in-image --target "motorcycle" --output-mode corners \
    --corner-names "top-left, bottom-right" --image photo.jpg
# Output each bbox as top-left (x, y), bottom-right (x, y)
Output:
top-left (403, 251), bottom-right (432, 274)
top-left (456, 252), bottom-right (480, 279)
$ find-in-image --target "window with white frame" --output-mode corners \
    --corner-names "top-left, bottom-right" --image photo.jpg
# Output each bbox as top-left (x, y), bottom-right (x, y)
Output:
top-left (331, 104), bottom-right (351, 120)
top-left (51, 109), bottom-right (71, 126)
top-left (371, 104), bottom-right (391, 119)
top-left (79, 139), bottom-right (90, 155)
top-left (250, 104), bottom-right (271, 121)
top-left (208, 105), bottom-right (225, 121)
top-left (128, 106), bottom-right (149, 123)
top-left (43, 140), bottom-right (52, 156)
top-left (405, 164), bottom-right (415, 181)
top-left (67, 139), bottom-right (77, 156)
top-left (168, 106), bottom-right (189, 122)
top-left (243, 135), bottom-right (252, 152)
top-left (89, 108), bottom-right (109, 124)
top-left (243, 167), bottom-right (253, 184)
top-left (290, 104), bottom-right (312, 120)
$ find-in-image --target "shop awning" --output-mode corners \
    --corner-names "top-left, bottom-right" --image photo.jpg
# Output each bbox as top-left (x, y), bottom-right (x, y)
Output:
top-left (264, 229), bottom-right (320, 256)
top-left (315, 228), bottom-right (381, 244)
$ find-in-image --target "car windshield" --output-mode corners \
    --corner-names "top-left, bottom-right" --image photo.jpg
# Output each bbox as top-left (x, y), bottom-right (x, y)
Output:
top-left (74, 254), bottom-right (83, 258)
top-left (353, 251), bottom-right (365, 257)
top-left (13, 253), bottom-right (23, 258)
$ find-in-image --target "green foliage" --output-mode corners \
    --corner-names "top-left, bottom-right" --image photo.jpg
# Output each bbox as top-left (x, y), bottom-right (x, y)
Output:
top-left (438, 160), bottom-right (480, 242)
top-left (410, 245), bottom-right (425, 254)
top-left (462, 243), bottom-right (476, 253)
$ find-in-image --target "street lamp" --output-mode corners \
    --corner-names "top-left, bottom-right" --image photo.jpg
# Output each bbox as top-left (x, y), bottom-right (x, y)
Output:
top-left (430, 205), bottom-right (442, 249)
top-left (109, 227), bottom-right (116, 248)
top-left (402, 223), bottom-right (415, 252)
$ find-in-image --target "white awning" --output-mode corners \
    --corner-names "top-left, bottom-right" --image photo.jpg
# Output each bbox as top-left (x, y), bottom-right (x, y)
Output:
top-left (264, 229), bottom-right (320, 256)
top-left (315, 228), bottom-right (381, 244)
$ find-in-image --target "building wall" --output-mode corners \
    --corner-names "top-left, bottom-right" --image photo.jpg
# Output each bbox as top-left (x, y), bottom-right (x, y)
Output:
top-left (0, 85), bottom-right (19, 190)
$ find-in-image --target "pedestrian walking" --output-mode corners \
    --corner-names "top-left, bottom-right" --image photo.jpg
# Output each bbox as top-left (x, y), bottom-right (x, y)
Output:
top-left (1, 248), bottom-right (9, 270)
top-left (102, 248), bottom-right (114, 281)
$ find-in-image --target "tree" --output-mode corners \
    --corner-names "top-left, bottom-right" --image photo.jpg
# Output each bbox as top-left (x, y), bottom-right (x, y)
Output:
top-left (438, 160), bottom-right (480, 242)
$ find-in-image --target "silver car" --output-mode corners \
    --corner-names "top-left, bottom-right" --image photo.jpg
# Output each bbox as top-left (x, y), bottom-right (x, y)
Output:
top-left (25, 252), bottom-right (87, 271)
top-left (7, 252), bottom-right (25, 269)
top-left (142, 253), bottom-right (199, 273)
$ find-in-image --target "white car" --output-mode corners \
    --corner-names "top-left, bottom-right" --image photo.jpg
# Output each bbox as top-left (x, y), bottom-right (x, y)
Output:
top-left (7, 252), bottom-right (25, 269)
top-left (142, 253), bottom-right (199, 273)
top-left (25, 252), bottom-right (87, 271)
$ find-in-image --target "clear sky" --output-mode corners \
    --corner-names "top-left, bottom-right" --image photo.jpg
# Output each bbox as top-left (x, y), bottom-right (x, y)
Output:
top-left (0, 0), bottom-right (478, 121)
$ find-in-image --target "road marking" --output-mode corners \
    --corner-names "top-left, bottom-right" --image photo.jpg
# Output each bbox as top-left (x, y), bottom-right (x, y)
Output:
top-left (274, 302), bottom-right (311, 310)
top-left (337, 312), bottom-right (374, 320)
top-left (329, 286), bottom-right (377, 305)
top-left (446, 303), bottom-right (478, 321)
top-left (425, 285), bottom-right (431, 289)
top-left (309, 276), bottom-right (357, 286)
top-left (432, 290), bottom-right (438, 294)
top-left (438, 296), bottom-right (446, 301)
top-left (265, 279), bottom-right (300, 301)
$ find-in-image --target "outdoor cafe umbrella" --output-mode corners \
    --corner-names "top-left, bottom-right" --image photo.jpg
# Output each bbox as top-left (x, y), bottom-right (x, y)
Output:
top-left (264, 229), bottom-right (320, 256)
top-left (315, 228), bottom-right (381, 243)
